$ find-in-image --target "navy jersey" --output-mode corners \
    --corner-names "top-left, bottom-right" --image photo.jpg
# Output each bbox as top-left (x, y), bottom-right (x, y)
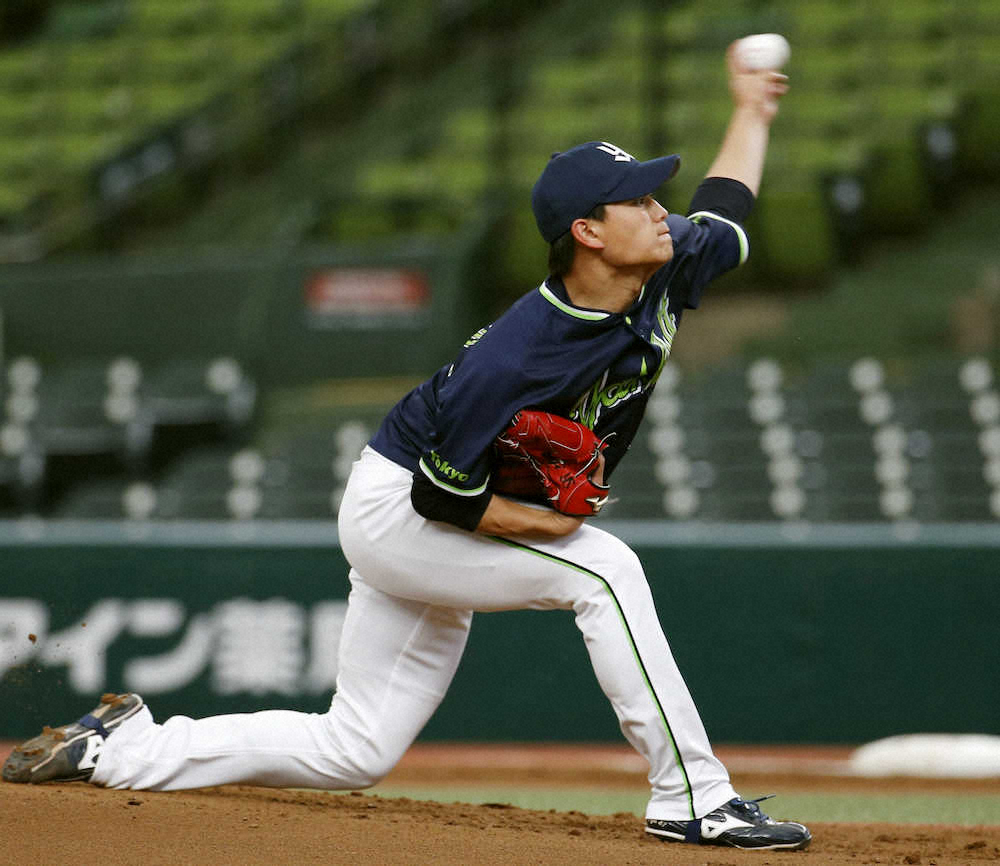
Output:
top-left (370, 209), bottom-right (748, 500)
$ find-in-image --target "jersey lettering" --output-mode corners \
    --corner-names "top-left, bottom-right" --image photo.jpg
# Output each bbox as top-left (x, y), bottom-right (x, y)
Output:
top-left (427, 450), bottom-right (470, 483)
top-left (571, 369), bottom-right (645, 430)
top-left (649, 298), bottom-right (678, 375)
top-left (571, 302), bottom-right (678, 430)
top-left (463, 326), bottom-right (490, 348)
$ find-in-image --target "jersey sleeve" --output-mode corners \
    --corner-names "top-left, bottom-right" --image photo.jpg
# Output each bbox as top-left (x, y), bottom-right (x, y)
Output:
top-left (410, 472), bottom-right (492, 530)
top-left (688, 176), bottom-right (755, 224)
top-left (415, 344), bottom-right (537, 501)
top-left (664, 207), bottom-right (749, 311)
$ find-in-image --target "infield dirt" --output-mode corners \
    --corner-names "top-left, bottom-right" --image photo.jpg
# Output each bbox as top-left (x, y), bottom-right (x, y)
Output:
top-left (2, 744), bottom-right (998, 865)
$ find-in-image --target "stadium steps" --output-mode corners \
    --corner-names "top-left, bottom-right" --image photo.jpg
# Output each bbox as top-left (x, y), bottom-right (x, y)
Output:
top-left (3, 0), bottom-right (998, 273)
top-left (0, 0), bottom-right (380, 243)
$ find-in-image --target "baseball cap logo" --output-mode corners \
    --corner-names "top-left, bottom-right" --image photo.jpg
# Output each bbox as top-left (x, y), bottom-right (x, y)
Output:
top-left (596, 142), bottom-right (635, 162)
top-left (531, 140), bottom-right (679, 243)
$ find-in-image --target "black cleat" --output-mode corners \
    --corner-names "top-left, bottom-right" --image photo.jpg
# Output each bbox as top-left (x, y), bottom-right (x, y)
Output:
top-left (2, 693), bottom-right (144, 784)
top-left (646, 795), bottom-right (811, 850)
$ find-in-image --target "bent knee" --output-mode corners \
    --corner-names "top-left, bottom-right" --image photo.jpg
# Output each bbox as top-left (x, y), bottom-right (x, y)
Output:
top-left (571, 541), bottom-right (651, 610)
top-left (589, 541), bottom-right (647, 588)
top-left (342, 750), bottom-right (398, 789)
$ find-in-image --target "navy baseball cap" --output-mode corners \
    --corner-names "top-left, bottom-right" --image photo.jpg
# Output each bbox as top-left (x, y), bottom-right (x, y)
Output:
top-left (531, 141), bottom-right (681, 243)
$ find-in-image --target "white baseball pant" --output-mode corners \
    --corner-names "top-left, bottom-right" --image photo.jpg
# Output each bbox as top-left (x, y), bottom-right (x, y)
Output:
top-left (92, 447), bottom-right (737, 820)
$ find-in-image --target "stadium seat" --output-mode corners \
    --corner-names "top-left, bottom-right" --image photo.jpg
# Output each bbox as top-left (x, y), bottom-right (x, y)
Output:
top-left (48, 87), bottom-right (123, 134)
top-left (0, 47), bottom-right (49, 92)
top-left (889, 359), bottom-right (995, 520)
top-left (30, 358), bottom-right (153, 471)
top-left (657, 5), bottom-right (700, 49)
top-left (0, 91), bottom-right (49, 134)
top-left (138, 35), bottom-right (218, 84)
top-left (0, 449), bottom-right (45, 515)
top-left (693, 486), bottom-right (775, 522)
top-left (301, 0), bottom-right (378, 21)
top-left (879, 0), bottom-right (956, 39)
top-left (145, 355), bottom-right (251, 417)
top-left (52, 478), bottom-right (158, 520)
top-left (155, 446), bottom-right (259, 519)
top-left (0, 362), bottom-right (46, 513)
top-left (357, 160), bottom-right (438, 200)
top-left (534, 57), bottom-right (644, 104)
top-left (636, 361), bottom-right (785, 522)
top-left (250, 418), bottom-right (376, 519)
top-left (894, 359), bottom-right (983, 432)
top-left (51, 131), bottom-right (131, 172)
top-left (604, 429), bottom-right (671, 519)
top-left (0, 135), bottom-right (55, 179)
top-left (661, 51), bottom-right (728, 97)
top-left (0, 182), bottom-right (39, 222)
top-left (215, 32), bottom-right (296, 71)
top-left (443, 108), bottom-right (492, 154)
top-left (127, 0), bottom-right (214, 37)
top-left (50, 39), bottom-right (133, 88)
top-left (785, 0), bottom-right (865, 44)
top-left (129, 81), bottom-right (217, 124)
top-left (43, 0), bottom-right (127, 40)
top-left (216, 0), bottom-right (289, 33)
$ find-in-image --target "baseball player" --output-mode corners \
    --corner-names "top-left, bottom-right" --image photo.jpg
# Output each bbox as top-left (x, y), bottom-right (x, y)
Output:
top-left (4, 44), bottom-right (809, 850)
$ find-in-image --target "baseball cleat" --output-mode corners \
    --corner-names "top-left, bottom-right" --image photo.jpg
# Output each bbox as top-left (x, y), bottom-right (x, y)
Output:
top-left (2, 692), bottom-right (144, 784)
top-left (645, 795), bottom-right (812, 850)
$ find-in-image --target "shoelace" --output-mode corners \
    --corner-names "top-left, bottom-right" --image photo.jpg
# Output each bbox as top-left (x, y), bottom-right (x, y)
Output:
top-left (730, 794), bottom-right (777, 820)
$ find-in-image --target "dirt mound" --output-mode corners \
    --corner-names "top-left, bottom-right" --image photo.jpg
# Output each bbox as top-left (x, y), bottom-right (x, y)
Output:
top-left (2, 782), bottom-right (999, 866)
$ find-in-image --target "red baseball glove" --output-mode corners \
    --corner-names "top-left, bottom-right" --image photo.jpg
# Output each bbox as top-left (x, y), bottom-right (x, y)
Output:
top-left (491, 410), bottom-right (611, 516)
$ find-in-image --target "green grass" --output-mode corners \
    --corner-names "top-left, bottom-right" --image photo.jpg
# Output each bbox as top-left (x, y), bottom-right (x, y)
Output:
top-left (363, 785), bottom-right (1000, 826)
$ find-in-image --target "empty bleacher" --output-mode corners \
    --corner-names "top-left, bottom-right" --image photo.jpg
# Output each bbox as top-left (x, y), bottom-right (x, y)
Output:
top-left (4, 0), bottom-right (999, 271)
top-left (0, 351), bottom-right (258, 516)
top-left (0, 0), bottom-right (380, 240)
top-left (601, 355), bottom-right (1000, 524)
top-left (2, 1), bottom-right (1000, 527)
top-left (5, 349), bottom-right (999, 524)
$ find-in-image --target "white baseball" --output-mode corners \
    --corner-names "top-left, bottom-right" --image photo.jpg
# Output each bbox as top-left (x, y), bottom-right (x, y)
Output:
top-left (734, 33), bottom-right (791, 71)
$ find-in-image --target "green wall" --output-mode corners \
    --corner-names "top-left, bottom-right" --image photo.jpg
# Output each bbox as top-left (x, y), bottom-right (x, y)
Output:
top-left (0, 227), bottom-right (488, 386)
top-left (2, 521), bottom-right (997, 745)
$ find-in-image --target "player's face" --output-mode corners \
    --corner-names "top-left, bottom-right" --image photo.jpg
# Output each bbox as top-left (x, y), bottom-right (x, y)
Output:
top-left (596, 194), bottom-right (673, 271)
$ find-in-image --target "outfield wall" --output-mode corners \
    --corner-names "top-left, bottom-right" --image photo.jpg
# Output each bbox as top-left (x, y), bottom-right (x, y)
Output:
top-left (1, 520), bottom-right (997, 744)
top-left (0, 226), bottom-right (490, 388)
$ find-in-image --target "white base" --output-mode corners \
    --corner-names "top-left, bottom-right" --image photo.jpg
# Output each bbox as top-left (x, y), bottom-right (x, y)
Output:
top-left (849, 734), bottom-right (1000, 778)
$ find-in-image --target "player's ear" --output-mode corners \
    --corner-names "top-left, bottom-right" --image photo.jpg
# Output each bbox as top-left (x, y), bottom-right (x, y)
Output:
top-left (570, 217), bottom-right (604, 250)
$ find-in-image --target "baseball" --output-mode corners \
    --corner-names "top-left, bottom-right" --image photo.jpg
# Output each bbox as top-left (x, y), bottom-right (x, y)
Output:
top-left (734, 33), bottom-right (791, 71)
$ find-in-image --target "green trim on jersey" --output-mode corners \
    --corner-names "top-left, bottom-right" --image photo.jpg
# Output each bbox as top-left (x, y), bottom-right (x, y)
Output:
top-left (689, 210), bottom-right (750, 265)
top-left (489, 534), bottom-right (696, 820)
top-left (418, 458), bottom-right (489, 496)
top-left (538, 283), bottom-right (611, 321)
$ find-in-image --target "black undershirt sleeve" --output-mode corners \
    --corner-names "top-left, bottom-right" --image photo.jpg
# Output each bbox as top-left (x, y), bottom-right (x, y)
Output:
top-left (687, 176), bottom-right (755, 224)
top-left (410, 473), bottom-right (492, 532)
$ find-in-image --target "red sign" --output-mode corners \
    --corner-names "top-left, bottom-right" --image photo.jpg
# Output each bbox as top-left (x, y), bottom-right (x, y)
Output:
top-left (305, 269), bottom-right (430, 316)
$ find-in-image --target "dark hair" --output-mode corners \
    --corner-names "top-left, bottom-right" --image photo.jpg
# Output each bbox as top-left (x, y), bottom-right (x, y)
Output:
top-left (547, 203), bottom-right (606, 277)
